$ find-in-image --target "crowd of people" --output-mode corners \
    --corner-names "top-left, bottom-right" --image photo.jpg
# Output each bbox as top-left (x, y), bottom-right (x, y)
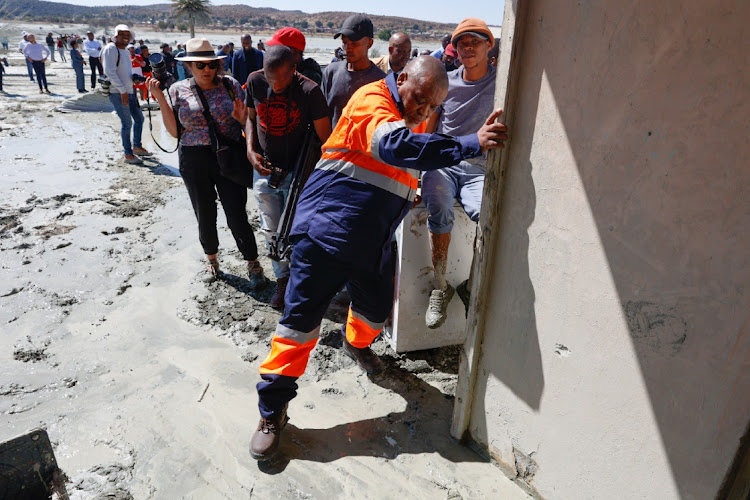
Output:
top-left (6, 16), bottom-right (508, 462)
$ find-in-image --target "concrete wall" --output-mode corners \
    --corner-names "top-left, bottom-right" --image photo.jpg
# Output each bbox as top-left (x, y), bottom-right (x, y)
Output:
top-left (467, 1), bottom-right (750, 498)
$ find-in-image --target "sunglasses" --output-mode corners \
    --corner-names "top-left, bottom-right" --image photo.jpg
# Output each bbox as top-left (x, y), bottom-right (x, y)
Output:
top-left (194, 61), bottom-right (219, 70)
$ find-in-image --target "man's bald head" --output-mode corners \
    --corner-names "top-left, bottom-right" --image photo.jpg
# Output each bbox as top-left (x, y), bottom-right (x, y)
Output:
top-left (401, 55), bottom-right (449, 91)
top-left (388, 32), bottom-right (412, 73)
top-left (396, 56), bottom-right (449, 128)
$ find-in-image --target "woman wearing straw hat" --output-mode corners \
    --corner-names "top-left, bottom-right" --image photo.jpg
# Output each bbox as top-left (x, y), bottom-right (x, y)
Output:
top-left (146, 38), bottom-right (266, 285)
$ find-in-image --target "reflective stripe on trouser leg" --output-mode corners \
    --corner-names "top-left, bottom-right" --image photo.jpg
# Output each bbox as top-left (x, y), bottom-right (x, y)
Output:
top-left (259, 324), bottom-right (321, 377)
top-left (345, 308), bottom-right (385, 348)
top-left (257, 324), bottom-right (320, 419)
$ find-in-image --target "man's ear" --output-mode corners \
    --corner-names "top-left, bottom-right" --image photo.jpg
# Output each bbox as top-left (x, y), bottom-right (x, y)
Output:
top-left (396, 71), bottom-right (407, 88)
top-left (367, 38), bottom-right (374, 49)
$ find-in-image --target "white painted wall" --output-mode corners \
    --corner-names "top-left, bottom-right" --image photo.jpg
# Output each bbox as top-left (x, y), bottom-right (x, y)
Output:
top-left (466, 1), bottom-right (750, 498)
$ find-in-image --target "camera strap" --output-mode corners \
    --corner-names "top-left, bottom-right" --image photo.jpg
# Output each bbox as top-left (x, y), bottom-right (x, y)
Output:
top-left (191, 77), bottom-right (221, 152)
top-left (145, 80), bottom-right (180, 154)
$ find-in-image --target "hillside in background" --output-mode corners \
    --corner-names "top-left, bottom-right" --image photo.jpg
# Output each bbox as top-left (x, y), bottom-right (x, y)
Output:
top-left (0, 0), bottom-right (457, 38)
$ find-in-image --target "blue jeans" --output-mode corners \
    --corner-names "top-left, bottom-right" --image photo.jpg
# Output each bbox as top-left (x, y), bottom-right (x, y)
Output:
top-left (73, 64), bottom-right (84, 90)
top-left (421, 161), bottom-right (485, 234)
top-left (108, 92), bottom-right (143, 156)
top-left (25, 58), bottom-right (34, 81)
top-left (253, 169), bottom-right (292, 278)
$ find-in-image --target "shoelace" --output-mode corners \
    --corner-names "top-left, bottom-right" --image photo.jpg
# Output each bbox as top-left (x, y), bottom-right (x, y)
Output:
top-left (428, 290), bottom-right (446, 312)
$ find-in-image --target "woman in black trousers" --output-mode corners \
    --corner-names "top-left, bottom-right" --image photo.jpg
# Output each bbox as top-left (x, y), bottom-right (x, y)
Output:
top-left (146, 38), bottom-right (266, 286)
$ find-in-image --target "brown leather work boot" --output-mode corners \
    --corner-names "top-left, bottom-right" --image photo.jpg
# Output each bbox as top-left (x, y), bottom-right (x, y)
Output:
top-left (341, 333), bottom-right (383, 374)
top-left (270, 276), bottom-right (289, 310)
top-left (249, 406), bottom-right (289, 460)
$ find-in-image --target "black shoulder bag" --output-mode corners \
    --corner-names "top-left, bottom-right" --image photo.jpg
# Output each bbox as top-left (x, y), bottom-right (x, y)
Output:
top-left (191, 77), bottom-right (253, 188)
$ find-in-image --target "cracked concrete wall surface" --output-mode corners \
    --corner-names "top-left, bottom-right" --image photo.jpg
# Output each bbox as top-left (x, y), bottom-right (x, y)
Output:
top-left (467, 1), bottom-right (750, 498)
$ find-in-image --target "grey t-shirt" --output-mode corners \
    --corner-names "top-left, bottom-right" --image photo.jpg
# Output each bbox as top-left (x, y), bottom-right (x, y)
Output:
top-left (321, 61), bottom-right (386, 127)
top-left (438, 65), bottom-right (497, 150)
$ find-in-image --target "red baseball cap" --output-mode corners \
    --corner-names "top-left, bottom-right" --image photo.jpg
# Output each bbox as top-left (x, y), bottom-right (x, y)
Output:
top-left (444, 43), bottom-right (457, 58)
top-left (266, 27), bottom-right (306, 52)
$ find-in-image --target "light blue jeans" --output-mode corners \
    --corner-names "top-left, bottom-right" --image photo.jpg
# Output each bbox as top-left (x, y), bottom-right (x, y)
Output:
top-left (253, 169), bottom-right (293, 278)
top-left (108, 92), bottom-right (144, 156)
top-left (421, 161), bottom-right (485, 234)
top-left (25, 59), bottom-right (34, 80)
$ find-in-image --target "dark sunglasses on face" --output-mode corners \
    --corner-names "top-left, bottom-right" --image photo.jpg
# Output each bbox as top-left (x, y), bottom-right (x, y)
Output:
top-left (194, 60), bottom-right (219, 70)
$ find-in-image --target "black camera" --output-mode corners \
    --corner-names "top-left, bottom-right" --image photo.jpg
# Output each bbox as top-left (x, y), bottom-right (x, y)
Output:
top-left (97, 76), bottom-right (112, 96)
top-left (265, 154), bottom-right (287, 190)
top-left (148, 53), bottom-right (175, 90)
top-left (131, 74), bottom-right (146, 83)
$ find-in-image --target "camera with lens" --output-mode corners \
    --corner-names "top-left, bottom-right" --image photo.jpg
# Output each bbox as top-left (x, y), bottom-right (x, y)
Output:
top-left (265, 154), bottom-right (287, 190)
top-left (148, 53), bottom-right (175, 90)
top-left (131, 74), bottom-right (146, 84)
top-left (98, 76), bottom-right (112, 96)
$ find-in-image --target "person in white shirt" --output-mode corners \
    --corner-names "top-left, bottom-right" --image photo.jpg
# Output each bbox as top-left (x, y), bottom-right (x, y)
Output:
top-left (84, 31), bottom-right (103, 90)
top-left (22, 34), bottom-right (51, 93)
top-left (101, 25), bottom-right (151, 164)
top-left (18, 31), bottom-right (35, 82)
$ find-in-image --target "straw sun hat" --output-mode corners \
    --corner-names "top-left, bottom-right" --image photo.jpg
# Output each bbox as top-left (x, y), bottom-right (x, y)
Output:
top-left (176, 38), bottom-right (226, 61)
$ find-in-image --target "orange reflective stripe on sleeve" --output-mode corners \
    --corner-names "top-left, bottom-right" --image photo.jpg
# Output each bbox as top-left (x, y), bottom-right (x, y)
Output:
top-left (345, 308), bottom-right (385, 349)
top-left (259, 335), bottom-right (318, 378)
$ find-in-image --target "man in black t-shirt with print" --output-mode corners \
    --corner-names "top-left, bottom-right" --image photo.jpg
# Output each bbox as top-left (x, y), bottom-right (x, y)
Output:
top-left (245, 44), bottom-right (332, 309)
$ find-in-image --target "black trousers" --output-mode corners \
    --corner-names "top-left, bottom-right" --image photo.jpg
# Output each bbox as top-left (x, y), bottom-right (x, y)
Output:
top-left (31, 61), bottom-right (48, 90)
top-left (179, 145), bottom-right (259, 260)
top-left (89, 56), bottom-right (103, 88)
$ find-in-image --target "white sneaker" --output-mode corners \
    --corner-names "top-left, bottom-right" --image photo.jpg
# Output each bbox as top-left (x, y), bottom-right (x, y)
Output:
top-left (425, 284), bottom-right (455, 329)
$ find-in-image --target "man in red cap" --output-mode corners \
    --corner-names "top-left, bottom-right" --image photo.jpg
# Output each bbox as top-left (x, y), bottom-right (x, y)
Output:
top-left (264, 27), bottom-right (322, 85)
top-left (441, 43), bottom-right (459, 71)
top-left (422, 17), bottom-right (497, 328)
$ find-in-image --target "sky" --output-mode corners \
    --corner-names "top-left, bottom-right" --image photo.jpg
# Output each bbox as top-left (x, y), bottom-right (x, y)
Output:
top-left (58, 0), bottom-right (505, 26)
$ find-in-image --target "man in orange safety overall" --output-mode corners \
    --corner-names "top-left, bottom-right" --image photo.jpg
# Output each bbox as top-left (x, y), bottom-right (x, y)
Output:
top-left (250, 55), bottom-right (509, 460)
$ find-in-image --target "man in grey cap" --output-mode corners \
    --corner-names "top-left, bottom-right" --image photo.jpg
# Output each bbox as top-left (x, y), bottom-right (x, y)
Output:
top-left (320, 14), bottom-right (386, 127)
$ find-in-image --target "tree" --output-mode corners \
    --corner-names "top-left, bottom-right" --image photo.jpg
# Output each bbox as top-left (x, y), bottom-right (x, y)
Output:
top-left (315, 20), bottom-right (322, 28)
top-left (377, 28), bottom-right (391, 41)
top-left (327, 21), bottom-right (334, 28)
top-left (177, 22), bottom-right (188, 32)
top-left (157, 20), bottom-right (168, 30)
top-left (299, 20), bottom-right (308, 29)
top-left (171, 0), bottom-right (211, 38)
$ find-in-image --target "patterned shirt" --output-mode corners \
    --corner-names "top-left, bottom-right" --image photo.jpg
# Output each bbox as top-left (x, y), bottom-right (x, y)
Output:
top-left (168, 77), bottom-right (246, 147)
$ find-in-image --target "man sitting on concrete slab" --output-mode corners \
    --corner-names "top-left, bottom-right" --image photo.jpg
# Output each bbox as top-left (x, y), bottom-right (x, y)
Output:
top-left (422, 18), bottom-right (497, 329)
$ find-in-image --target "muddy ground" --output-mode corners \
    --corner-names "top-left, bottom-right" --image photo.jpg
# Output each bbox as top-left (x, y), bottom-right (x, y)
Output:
top-left (0, 38), bottom-right (526, 499)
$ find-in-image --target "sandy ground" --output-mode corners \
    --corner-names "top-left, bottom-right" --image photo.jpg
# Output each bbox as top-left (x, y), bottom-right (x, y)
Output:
top-left (0, 46), bottom-right (527, 499)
